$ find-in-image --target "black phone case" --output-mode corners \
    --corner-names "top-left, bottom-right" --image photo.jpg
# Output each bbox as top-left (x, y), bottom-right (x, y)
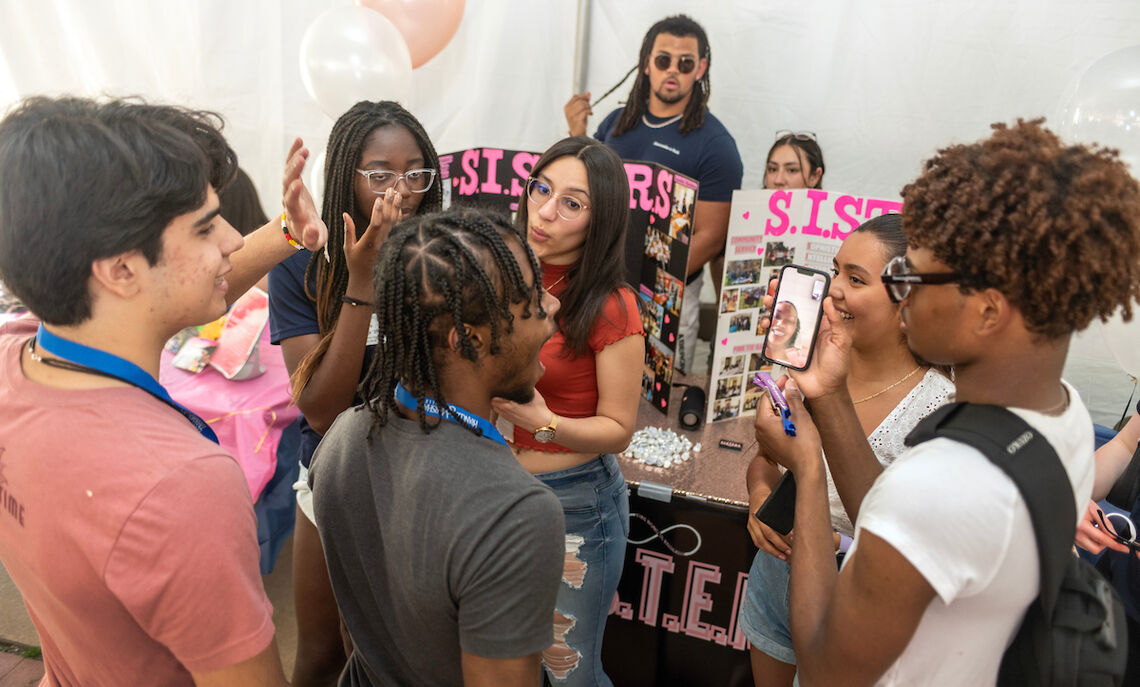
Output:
top-left (753, 471), bottom-right (797, 535)
top-left (761, 264), bottom-right (831, 371)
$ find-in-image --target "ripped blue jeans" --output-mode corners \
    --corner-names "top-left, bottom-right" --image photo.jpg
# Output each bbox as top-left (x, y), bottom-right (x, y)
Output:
top-left (536, 453), bottom-right (630, 686)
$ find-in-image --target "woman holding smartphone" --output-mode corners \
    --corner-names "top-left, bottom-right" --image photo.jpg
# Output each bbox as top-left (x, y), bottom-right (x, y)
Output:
top-left (738, 213), bottom-right (953, 687)
top-left (267, 100), bottom-right (442, 686)
top-left (492, 136), bottom-right (643, 687)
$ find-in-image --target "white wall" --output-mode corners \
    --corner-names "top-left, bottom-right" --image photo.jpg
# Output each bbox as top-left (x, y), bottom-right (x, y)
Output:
top-left (2, 0), bottom-right (1139, 422)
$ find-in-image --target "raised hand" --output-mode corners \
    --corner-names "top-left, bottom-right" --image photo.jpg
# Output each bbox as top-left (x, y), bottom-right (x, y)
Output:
top-left (343, 189), bottom-right (402, 287)
top-left (282, 137), bottom-right (328, 251)
top-left (564, 93), bottom-right (592, 137)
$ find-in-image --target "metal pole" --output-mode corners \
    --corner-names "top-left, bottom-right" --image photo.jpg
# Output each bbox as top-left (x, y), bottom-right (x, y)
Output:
top-left (572, 0), bottom-right (592, 94)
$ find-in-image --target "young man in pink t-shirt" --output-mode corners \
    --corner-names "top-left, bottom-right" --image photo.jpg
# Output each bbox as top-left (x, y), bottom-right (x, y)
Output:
top-left (0, 96), bottom-right (325, 686)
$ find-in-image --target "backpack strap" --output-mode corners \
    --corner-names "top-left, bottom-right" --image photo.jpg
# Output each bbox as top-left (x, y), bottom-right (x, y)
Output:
top-left (904, 402), bottom-right (1077, 618)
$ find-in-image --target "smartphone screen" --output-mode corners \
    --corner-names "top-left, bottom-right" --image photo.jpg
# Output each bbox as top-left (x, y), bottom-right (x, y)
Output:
top-left (761, 265), bottom-right (830, 370)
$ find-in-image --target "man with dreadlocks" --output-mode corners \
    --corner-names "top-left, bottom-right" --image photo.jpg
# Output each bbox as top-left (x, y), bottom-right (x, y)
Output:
top-left (308, 208), bottom-right (565, 686)
top-left (565, 13), bottom-right (743, 371)
top-left (752, 119), bottom-right (1140, 685)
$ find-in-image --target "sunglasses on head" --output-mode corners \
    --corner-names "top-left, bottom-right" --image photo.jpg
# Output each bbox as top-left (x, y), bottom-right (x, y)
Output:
top-left (653, 53), bottom-right (697, 74)
top-left (775, 130), bottom-right (817, 142)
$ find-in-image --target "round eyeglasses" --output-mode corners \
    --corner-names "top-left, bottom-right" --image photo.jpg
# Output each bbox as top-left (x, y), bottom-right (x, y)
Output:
top-left (653, 53), bottom-right (697, 74)
top-left (356, 168), bottom-right (437, 194)
top-left (526, 178), bottom-right (591, 221)
top-left (880, 255), bottom-right (962, 303)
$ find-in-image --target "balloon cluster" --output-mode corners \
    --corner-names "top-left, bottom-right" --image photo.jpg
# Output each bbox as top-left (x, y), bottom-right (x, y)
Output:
top-left (300, 0), bottom-right (465, 119)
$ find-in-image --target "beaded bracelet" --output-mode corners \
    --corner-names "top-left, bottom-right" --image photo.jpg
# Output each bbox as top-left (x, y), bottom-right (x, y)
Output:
top-left (281, 212), bottom-right (303, 250)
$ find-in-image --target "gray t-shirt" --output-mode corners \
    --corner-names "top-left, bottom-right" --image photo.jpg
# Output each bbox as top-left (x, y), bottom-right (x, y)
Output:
top-left (310, 407), bottom-right (565, 687)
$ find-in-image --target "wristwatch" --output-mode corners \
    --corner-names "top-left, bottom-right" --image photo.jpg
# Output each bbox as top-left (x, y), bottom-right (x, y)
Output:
top-left (532, 414), bottom-right (559, 443)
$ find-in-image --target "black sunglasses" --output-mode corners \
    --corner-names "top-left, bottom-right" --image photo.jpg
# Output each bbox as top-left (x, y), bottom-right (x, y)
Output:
top-left (653, 53), bottom-right (697, 74)
top-left (880, 255), bottom-right (962, 303)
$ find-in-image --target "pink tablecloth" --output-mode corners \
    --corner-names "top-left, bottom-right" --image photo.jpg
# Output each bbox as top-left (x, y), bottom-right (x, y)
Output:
top-left (159, 327), bottom-right (298, 502)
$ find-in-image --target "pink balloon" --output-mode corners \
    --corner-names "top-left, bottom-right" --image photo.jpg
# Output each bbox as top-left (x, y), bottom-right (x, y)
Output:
top-left (355, 0), bottom-right (465, 69)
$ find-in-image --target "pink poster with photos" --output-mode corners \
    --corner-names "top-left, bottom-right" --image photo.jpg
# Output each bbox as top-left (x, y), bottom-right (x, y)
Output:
top-left (707, 189), bottom-right (901, 424)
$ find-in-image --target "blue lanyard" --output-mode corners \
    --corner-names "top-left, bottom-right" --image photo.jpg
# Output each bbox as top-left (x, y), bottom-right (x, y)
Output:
top-left (35, 325), bottom-right (220, 444)
top-left (394, 382), bottom-right (507, 447)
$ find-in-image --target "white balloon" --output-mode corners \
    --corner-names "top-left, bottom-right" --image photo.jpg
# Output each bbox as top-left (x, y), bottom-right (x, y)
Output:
top-left (299, 6), bottom-right (413, 119)
top-left (1062, 46), bottom-right (1140, 377)
top-left (1060, 44), bottom-right (1140, 174)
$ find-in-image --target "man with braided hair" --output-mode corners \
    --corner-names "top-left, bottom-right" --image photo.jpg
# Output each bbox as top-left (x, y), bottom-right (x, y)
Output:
top-left (752, 119), bottom-right (1140, 685)
top-left (565, 14), bottom-right (742, 371)
top-left (309, 208), bottom-right (565, 686)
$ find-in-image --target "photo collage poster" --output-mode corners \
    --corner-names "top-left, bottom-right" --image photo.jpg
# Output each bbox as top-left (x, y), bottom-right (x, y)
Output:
top-left (440, 147), bottom-right (696, 415)
top-left (706, 189), bottom-right (902, 424)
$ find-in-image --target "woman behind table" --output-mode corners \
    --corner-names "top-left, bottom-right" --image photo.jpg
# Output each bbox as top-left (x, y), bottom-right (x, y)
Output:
top-left (491, 136), bottom-right (643, 686)
top-left (712, 131), bottom-right (825, 297)
top-left (739, 213), bottom-right (953, 687)
top-left (266, 100), bottom-right (441, 687)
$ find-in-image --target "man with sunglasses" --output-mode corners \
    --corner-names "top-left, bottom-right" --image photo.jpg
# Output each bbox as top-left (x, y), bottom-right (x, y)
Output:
top-left (752, 119), bottom-right (1140, 685)
top-left (564, 14), bottom-right (743, 372)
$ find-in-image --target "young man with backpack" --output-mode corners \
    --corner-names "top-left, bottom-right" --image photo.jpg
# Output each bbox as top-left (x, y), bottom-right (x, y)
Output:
top-left (752, 119), bottom-right (1140, 685)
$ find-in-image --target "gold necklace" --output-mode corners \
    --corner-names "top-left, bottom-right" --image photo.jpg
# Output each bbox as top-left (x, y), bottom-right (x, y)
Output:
top-left (853, 366), bottom-right (922, 404)
top-left (546, 272), bottom-right (568, 290)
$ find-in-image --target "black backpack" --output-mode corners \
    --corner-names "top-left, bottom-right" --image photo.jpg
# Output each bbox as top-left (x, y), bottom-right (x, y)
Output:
top-left (905, 402), bottom-right (1128, 686)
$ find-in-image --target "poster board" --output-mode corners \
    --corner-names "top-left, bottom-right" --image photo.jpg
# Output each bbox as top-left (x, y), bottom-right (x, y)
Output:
top-left (707, 189), bottom-right (902, 424)
top-left (440, 147), bottom-right (697, 414)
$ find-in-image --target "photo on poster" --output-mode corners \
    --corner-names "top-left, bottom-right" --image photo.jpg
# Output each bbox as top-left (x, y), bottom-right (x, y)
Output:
top-left (726, 258), bottom-right (764, 286)
top-left (742, 392), bottom-right (763, 413)
top-left (719, 354), bottom-right (745, 377)
top-left (670, 180), bottom-right (696, 240)
top-left (728, 313), bottom-right (752, 334)
top-left (713, 396), bottom-right (740, 421)
top-left (739, 285), bottom-right (764, 310)
top-left (763, 241), bottom-right (795, 268)
top-left (654, 268), bottom-right (684, 316)
top-left (638, 291), bottom-right (663, 340)
top-left (748, 352), bottom-right (769, 372)
top-left (720, 287), bottom-right (739, 314)
top-left (715, 375), bottom-right (743, 401)
top-left (644, 228), bottom-right (671, 268)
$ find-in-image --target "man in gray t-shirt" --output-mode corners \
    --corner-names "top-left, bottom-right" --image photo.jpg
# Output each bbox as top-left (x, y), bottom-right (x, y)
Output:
top-left (309, 210), bottom-right (565, 686)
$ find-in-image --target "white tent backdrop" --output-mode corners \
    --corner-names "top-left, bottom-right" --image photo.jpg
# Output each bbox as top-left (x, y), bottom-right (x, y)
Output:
top-left (1, 0), bottom-right (1139, 424)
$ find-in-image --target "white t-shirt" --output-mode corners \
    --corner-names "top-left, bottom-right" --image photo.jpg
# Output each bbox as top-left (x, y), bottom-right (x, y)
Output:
top-left (826, 369), bottom-right (955, 537)
top-left (852, 380), bottom-right (1095, 686)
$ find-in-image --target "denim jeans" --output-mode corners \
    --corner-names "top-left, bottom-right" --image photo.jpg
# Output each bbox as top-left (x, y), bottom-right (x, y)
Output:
top-left (536, 453), bottom-right (630, 686)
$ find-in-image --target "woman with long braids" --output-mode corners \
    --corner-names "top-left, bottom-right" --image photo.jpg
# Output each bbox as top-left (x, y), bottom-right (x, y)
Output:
top-left (491, 136), bottom-right (643, 686)
top-left (266, 100), bottom-right (442, 687)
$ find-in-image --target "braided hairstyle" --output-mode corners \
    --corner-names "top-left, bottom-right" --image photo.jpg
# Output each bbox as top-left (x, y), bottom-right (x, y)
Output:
top-left (613, 14), bottom-right (711, 137)
top-left (305, 100), bottom-right (443, 335)
top-left (290, 101), bottom-right (442, 400)
top-left (359, 209), bottom-right (547, 437)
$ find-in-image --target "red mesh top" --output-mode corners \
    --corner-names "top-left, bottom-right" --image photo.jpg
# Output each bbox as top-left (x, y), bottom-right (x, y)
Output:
top-left (511, 261), bottom-right (644, 452)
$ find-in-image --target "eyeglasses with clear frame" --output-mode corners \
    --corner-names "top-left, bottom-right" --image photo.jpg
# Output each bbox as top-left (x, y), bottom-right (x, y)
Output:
top-left (355, 168), bottom-right (438, 194)
top-left (652, 53), bottom-right (697, 74)
top-left (880, 255), bottom-right (963, 303)
top-left (526, 178), bottom-right (591, 221)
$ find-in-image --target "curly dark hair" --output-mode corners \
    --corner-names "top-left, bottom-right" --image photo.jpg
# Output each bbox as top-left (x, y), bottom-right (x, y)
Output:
top-left (901, 118), bottom-right (1140, 339)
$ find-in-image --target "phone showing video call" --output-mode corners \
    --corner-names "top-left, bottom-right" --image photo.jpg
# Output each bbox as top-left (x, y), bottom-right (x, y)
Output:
top-left (761, 264), bottom-right (830, 371)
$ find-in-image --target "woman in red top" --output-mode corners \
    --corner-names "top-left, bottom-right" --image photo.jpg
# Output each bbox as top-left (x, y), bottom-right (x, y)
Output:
top-left (493, 137), bottom-right (643, 686)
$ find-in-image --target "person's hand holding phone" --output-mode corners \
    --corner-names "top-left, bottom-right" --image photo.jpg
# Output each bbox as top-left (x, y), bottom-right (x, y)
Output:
top-left (747, 486), bottom-right (794, 560)
top-left (759, 293), bottom-right (853, 402)
top-left (753, 378), bottom-right (822, 475)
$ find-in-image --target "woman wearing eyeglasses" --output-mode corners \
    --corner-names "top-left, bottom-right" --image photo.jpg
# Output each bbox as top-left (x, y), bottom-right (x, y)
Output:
top-left (739, 213), bottom-right (953, 687)
top-left (267, 100), bottom-right (441, 687)
top-left (491, 136), bottom-right (643, 687)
